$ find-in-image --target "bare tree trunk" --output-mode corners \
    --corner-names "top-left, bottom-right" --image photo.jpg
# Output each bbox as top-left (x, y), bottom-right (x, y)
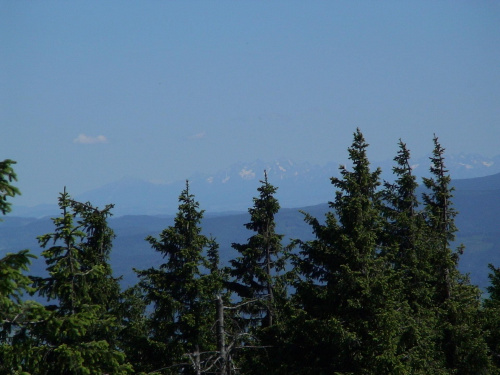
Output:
top-left (265, 237), bottom-right (274, 327)
top-left (195, 344), bottom-right (201, 375)
top-left (216, 295), bottom-right (227, 375)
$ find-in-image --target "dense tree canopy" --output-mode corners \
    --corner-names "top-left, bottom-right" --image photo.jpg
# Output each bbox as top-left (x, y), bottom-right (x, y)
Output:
top-left (135, 181), bottom-right (225, 374)
top-left (1, 130), bottom-right (499, 375)
top-left (229, 171), bottom-right (285, 328)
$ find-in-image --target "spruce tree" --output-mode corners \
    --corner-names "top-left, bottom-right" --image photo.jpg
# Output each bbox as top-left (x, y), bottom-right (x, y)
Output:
top-left (116, 284), bottom-right (150, 373)
top-left (291, 129), bottom-right (407, 373)
top-left (0, 159), bottom-right (21, 216)
top-left (136, 181), bottom-right (223, 374)
top-left (484, 264), bottom-right (500, 370)
top-left (229, 171), bottom-right (285, 328)
top-left (69, 199), bottom-right (122, 313)
top-left (381, 140), bottom-right (442, 372)
top-left (227, 171), bottom-right (289, 374)
top-left (0, 159), bottom-right (48, 374)
top-left (422, 136), bottom-right (491, 374)
top-left (27, 189), bottom-right (132, 374)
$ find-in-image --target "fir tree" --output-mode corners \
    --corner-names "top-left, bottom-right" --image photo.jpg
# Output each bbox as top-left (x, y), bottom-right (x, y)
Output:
top-left (136, 181), bottom-right (223, 374)
top-left (227, 171), bottom-right (290, 374)
top-left (0, 159), bottom-right (20, 216)
top-left (381, 140), bottom-right (442, 372)
top-left (229, 171), bottom-right (285, 328)
top-left (422, 136), bottom-right (491, 374)
top-left (26, 189), bottom-right (132, 374)
top-left (484, 264), bottom-right (500, 370)
top-left (291, 129), bottom-right (408, 373)
top-left (0, 159), bottom-right (48, 374)
top-left (116, 284), bottom-right (150, 373)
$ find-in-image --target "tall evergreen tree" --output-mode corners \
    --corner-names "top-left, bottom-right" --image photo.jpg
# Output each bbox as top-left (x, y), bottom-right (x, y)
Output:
top-left (227, 171), bottom-right (290, 374)
top-left (69, 199), bottom-right (122, 312)
top-left (290, 129), bottom-right (408, 373)
top-left (381, 140), bottom-right (442, 372)
top-left (229, 171), bottom-right (285, 329)
top-left (136, 181), bottom-right (223, 374)
top-left (422, 136), bottom-right (491, 374)
top-left (0, 159), bottom-right (48, 374)
top-left (382, 140), bottom-right (421, 270)
top-left (0, 160), bottom-right (27, 322)
top-left (26, 189), bottom-right (132, 374)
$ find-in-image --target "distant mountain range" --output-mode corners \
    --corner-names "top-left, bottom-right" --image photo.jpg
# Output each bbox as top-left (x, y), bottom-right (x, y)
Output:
top-left (10, 153), bottom-right (500, 218)
top-left (2, 168), bottom-right (500, 293)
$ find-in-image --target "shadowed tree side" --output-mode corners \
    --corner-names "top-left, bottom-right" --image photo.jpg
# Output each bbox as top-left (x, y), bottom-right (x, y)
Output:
top-left (381, 140), bottom-right (442, 371)
top-left (484, 264), bottom-right (500, 371)
top-left (135, 181), bottom-right (225, 375)
top-left (422, 136), bottom-right (491, 374)
top-left (229, 171), bottom-right (286, 329)
top-left (227, 171), bottom-right (291, 374)
top-left (283, 129), bottom-right (409, 373)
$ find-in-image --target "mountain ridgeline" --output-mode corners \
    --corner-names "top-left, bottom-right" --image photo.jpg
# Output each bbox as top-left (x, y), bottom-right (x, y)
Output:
top-left (2, 131), bottom-right (500, 374)
top-left (11, 151), bottom-right (500, 218)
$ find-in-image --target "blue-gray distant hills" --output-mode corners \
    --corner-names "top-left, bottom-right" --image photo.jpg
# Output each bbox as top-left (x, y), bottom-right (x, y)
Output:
top-left (1, 165), bottom-right (500, 292)
top-left (12, 153), bottom-right (500, 217)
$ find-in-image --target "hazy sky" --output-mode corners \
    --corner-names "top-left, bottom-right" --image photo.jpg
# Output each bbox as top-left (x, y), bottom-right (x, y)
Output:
top-left (2, 1), bottom-right (499, 206)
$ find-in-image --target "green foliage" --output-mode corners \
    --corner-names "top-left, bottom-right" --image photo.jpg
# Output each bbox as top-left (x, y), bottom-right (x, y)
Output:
top-left (486, 264), bottom-right (500, 306)
top-left (227, 172), bottom-right (292, 374)
top-left (274, 131), bottom-right (494, 374)
top-left (136, 181), bottom-right (225, 374)
top-left (116, 285), bottom-right (150, 372)
top-left (0, 160), bottom-right (48, 374)
top-left (381, 140), bottom-right (441, 371)
top-left (23, 189), bottom-right (132, 374)
top-left (288, 129), bottom-right (410, 373)
top-left (0, 250), bottom-right (36, 322)
top-left (0, 250), bottom-right (49, 375)
top-left (484, 264), bottom-right (500, 370)
top-left (2, 135), bottom-right (499, 373)
top-left (422, 136), bottom-right (491, 374)
top-left (0, 160), bottom-right (28, 316)
top-left (229, 171), bottom-right (286, 328)
top-left (0, 159), bottom-right (21, 216)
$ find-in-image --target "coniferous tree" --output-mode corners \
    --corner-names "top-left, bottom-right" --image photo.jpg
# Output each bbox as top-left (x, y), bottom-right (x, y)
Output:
top-left (484, 264), bottom-right (500, 371)
top-left (116, 284), bottom-right (150, 373)
top-left (381, 140), bottom-right (442, 372)
top-left (229, 171), bottom-right (285, 329)
top-left (289, 129), bottom-right (408, 373)
top-left (0, 250), bottom-right (49, 375)
top-left (422, 136), bottom-right (491, 374)
top-left (0, 160), bottom-right (29, 326)
top-left (0, 160), bottom-right (48, 374)
top-left (205, 239), bottom-right (237, 375)
top-left (26, 189), bottom-right (132, 374)
top-left (69, 199), bottom-right (122, 313)
top-left (227, 171), bottom-right (290, 374)
top-left (136, 181), bottom-right (223, 374)
top-left (0, 159), bottom-right (20, 216)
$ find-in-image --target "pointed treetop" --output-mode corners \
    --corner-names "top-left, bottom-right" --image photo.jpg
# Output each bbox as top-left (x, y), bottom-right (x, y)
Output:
top-left (0, 159), bottom-right (21, 216)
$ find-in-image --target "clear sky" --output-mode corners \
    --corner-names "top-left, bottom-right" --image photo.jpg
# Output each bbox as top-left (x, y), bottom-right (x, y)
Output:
top-left (2, 1), bottom-right (499, 206)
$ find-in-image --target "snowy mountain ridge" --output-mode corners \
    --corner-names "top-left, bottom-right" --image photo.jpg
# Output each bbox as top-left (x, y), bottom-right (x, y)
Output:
top-left (11, 153), bottom-right (500, 217)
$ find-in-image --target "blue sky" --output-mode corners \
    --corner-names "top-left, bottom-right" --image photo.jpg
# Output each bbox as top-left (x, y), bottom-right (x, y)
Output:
top-left (1, 1), bottom-right (499, 206)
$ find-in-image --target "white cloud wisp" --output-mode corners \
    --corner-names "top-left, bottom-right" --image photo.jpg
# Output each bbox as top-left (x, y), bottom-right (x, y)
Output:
top-left (73, 134), bottom-right (108, 144)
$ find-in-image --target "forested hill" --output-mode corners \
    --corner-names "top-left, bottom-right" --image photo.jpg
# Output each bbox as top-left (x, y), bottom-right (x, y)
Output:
top-left (11, 153), bottom-right (500, 218)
